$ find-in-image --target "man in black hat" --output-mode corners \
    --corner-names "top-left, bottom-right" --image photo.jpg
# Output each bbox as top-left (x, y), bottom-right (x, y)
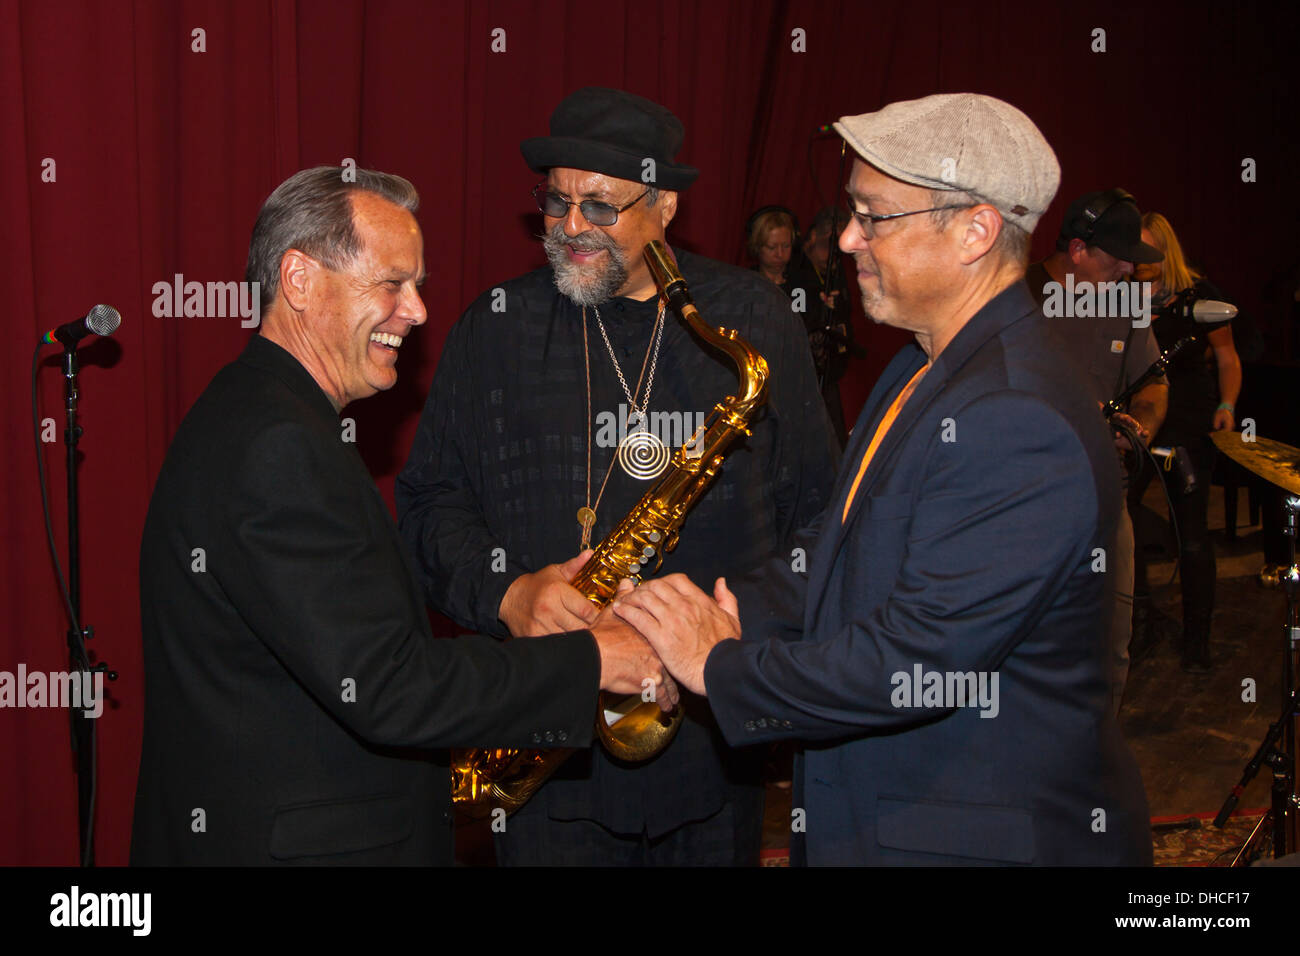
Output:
top-left (396, 87), bottom-right (838, 864)
top-left (1026, 189), bottom-right (1168, 714)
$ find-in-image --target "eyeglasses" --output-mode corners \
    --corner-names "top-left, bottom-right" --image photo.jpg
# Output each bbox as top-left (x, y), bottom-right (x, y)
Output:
top-left (843, 193), bottom-right (975, 239)
top-left (533, 183), bottom-right (649, 227)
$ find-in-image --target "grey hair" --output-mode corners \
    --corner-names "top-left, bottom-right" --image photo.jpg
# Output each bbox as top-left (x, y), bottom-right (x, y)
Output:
top-left (245, 166), bottom-right (419, 312)
top-left (929, 189), bottom-right (1030, 267)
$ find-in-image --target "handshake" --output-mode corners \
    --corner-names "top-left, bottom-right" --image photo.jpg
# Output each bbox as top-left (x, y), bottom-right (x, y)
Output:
top-left (498, 551), bottom-right (743, 705)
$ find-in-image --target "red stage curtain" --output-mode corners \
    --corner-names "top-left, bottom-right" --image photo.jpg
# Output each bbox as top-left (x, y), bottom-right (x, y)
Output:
top-left (2, 0), bottom-right (1296, 864)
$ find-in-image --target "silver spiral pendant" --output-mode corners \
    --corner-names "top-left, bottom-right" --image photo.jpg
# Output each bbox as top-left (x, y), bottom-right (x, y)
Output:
top-left (617, 426), bottom-right (669, 480)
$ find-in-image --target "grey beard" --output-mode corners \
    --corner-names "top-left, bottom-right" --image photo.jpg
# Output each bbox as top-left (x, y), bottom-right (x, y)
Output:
top-left (542, 223), bottom-right (629, 307)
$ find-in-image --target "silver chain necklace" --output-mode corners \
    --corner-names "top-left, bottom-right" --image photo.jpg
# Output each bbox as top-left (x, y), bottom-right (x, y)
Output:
top-left (592, 302), bottom-right (671, 480)
top-left (592, 302), bottom-right (665, 423)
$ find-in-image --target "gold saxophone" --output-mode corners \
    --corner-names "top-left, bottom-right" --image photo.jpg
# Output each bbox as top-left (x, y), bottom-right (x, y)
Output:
top-left (450, 240), bottom-right (770, 817)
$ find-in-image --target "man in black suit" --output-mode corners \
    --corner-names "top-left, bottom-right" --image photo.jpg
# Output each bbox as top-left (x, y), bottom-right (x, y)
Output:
top-left (615, 94), bottom-right (1152, 865)
top-left (132, 166), bottom-right (673, 865)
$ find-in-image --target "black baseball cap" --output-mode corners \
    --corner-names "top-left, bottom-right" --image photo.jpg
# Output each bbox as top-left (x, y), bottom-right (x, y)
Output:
top-left (1056, 190), bottom-right (1163, 264)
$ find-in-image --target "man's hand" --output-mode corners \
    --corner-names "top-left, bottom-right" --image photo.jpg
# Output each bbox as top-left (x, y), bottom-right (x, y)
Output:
top-left (1109, 410), bottom-right (1149, 454)
top-left (612, 574), bottom-right (741, 697)
top-left (1128, 384), bottom-right (1167, 449)
top-left (498, 551), bottom-right (599, 637)
top-left (1212, 407), bottom-right (1234, 431)
top-left (589, 605), bottom-right (679, 713)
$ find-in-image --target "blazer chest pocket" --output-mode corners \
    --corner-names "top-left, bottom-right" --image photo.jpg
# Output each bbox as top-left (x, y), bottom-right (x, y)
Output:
top-left (270, 792), bottom-right (412, 860)
top-left (876, 795), bottom-right (1035, 864)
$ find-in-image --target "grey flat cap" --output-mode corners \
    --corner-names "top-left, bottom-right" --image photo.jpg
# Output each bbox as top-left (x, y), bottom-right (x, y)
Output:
top-left (834, 93), bottom-right (1060, 233)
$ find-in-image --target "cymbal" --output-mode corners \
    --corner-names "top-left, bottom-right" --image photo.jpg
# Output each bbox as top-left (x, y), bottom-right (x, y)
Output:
top-left (1211, 430), bottom-right (1300, 497)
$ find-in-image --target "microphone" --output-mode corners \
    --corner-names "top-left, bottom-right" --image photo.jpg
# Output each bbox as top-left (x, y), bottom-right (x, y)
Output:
top-left (1190, 300), bottom-right (1238, 323)
top-left (40, 305), bottom-right (122, 347)
top-left (1153, 289), bottom-right (1238, 324)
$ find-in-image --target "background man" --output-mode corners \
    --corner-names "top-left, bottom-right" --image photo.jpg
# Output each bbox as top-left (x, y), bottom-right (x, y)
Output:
top-left (614, 93), bottom-right (1153, 866)
top-left (789, 206), bottom-right (856, 446)
top-left (397, 87), bottom-right (838, 865)
top-left (133, 166), bottom-right (670, 865)
top-left (1027, 190), bottom-right (1168, 711)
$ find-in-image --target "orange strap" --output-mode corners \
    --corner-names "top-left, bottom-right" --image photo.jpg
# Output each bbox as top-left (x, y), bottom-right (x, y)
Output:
top-left (841, 364), bottom-right (929, 523)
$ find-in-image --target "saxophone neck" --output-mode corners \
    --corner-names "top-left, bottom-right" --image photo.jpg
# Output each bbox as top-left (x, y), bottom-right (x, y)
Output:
top-left (643, 241), bottom-right (769, 409)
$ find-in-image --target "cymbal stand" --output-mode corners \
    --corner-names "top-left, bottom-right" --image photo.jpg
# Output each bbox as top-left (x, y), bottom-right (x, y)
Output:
top-left (1216, 494), bottom-right (1299, 864)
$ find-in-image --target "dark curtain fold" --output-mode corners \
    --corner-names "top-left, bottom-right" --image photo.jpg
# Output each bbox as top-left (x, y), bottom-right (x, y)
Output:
top-left (2, 0), bottom-right (1296, 864)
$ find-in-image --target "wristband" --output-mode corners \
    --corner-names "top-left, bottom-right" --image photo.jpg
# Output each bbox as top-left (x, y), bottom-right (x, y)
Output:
top-left (1217, 402), bottom-right (1235, 412)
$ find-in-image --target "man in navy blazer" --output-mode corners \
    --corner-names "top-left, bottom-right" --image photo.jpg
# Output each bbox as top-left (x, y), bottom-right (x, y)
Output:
top-left (614, 94), bottom-right (1152, 865)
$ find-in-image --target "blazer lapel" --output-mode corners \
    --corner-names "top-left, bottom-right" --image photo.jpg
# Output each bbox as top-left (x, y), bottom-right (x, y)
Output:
top-left (834, 356), bottom-right (943, 535)
top-left (822, 348), bottom-right (922, 526)
top-left (803, 346), bottom-right (925, 632)
top-left (804, 281), bottom-right (1042, 632)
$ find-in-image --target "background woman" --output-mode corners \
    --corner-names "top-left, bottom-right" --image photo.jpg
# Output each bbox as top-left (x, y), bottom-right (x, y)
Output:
top-left (1129, 212), bottom-right (1243, 672)
top-left (745, 207), bottom-right (798, 291)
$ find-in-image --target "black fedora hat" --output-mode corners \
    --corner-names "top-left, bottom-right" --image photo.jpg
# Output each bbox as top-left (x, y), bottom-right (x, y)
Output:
top-left (521, 87), bottom-right (699, 190)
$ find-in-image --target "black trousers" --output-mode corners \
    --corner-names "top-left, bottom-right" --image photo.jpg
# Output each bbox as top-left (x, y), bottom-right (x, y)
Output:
top-left (1128, 438), bottom-right (1217, 632)
top-left (492, 788), bottom-right (765, 866)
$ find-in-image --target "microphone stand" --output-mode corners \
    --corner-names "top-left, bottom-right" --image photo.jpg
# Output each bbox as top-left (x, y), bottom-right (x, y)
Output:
top-left (808, 323), bottom-right (867, 359)
top-left (1218, 495), bottom-right (1299, 864)
top-left (61, 343), bottom-right (116, 866)
top-left (1102, 335), bottom-right (1199, 420)
top-left (810, 139), bottom-right (852, 391)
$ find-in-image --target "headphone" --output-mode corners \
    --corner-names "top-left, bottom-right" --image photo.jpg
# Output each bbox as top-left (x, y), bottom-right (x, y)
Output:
top-left (1060, 188), bottom-right (1136, 249)
top-left (745, 205), bottom-right (801, 257)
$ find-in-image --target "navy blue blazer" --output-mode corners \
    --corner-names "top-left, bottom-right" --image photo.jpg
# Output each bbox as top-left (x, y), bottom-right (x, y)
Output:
top-left (707, 281), bottom-right (1152, 865)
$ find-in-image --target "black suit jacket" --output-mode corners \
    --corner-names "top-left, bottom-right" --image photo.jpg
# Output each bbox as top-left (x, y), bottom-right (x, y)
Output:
top-left (710, 282), bottom-right (1152, 865)
top-left (132, 336), bottom-right (599, 865)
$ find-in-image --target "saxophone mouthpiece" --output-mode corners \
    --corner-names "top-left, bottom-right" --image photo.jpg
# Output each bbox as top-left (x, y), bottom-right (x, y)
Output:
top-left (645, 240), bottom-right (682, 286)
top-left (644, 241), bottom-right (692, 313)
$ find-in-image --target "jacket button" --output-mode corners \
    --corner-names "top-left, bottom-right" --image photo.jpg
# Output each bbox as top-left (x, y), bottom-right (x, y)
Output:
top-left (544, 731), bottom-right (555, 743)
top-left (744, 720), bottom-right (756, 731)
top-left (531, 733), bottom-right (541, 744)
top-left (557, 731), bottom-right (568, 742)
top-left (782, 720), bottom-right (793, 729)
top-left (756, 718), bottom-right (768, 729)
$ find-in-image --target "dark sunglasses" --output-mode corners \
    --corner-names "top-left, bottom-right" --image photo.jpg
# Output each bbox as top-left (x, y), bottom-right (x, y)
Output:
top-left (532, 183), bottom-right (649, 227)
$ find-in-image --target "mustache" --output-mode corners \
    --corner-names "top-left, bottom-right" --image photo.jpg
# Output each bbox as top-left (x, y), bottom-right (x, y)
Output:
top-left (541, 223), bottom-right (617, 254)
